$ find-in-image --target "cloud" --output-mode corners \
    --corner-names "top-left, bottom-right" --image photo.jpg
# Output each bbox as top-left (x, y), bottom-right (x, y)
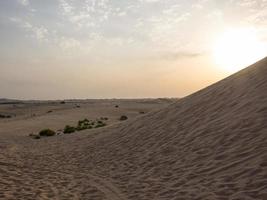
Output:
top-left (235, 0), bottom-right (258, 7)
top-left (117, 11), bottom-right (127, 17)
top-left (59, 37), bottom-right (81, 51)
top-left (191, 0), bottom-right (210, 9)
top-left (55, 32), bottom-right (105, 56)
top-left (139, 0), bottom-right (160, 3)
top-left (18, 0), bottom-right (30, 6)
top-left (58, 0), bottom-right (112, 29)
top-left (12, 0), bottom-right (267, 64)
top-left (229, 0), bottom-right (267, 24)
top-left (59, 0), bottom-right (73, 13)
top-left (160, 52), bottom-right (202, 61)
top-left (9, 17), bottom-right (49, 42)
top-left (145, 11), bottom-right (191, 51)
top-left (34, 27), bottom-right (49, 41)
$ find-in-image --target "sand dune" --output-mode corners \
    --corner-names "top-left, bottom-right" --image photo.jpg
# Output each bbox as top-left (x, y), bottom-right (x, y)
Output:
top-left (1, 58), bottom-right (267, 199)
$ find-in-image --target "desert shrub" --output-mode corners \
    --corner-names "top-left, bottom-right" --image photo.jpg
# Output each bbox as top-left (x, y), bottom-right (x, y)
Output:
top-left (47, 110), bottom-right (53, 113)
top-left (33, 135), bottom-right (41, 139)
top-left (63, 125), bottom-right (76, 134)
top-left (78, 120), bottom-right (83, 126)
top-left (97, 120), bottom-right (104, 124)
top-left (95, 123), bottom-right (106, 128)
top-left (119, 115), bottom-right (128, 121)
top-left (39, 129), bottom-right (56, 137)
top-left (77, 118), bottom-right (94, 131)
top-left (139, 111), bottom-right (145, 114)
top-left (115, 105), bottom-right (119, 108)
top-left (87, 125), bottom-right (93, 129)
top-left (100, 117), bottom-right (109, 120)
top-left (76, 126), bottom-right (86, 131)
top-left (78, 118), bottom-right (90, 126)
top-left (60, 101), bottom-right (66, 104)
top-left (76, 124), bottom-right (92, 131)
top-left (0, 114), bottom-right (11, 118)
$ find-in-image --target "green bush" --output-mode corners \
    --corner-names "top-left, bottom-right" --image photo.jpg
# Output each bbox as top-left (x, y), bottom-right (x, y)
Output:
top-left (87, 125), bottom-right (93, 129)
top-left (119, 115), bottom-right (128, 121)
top-left (76, 126), bottom-right (85, 131)
top-left (95, 123), bottom-right (106, 128)
top-left (0, 114), bottom-right (12, 118)
top-left (63, 125), bottom-right (76, 134)
top-left (100, 117), bottom-right (109, 121)
top-left (76, 119), bottom-right (93, 131)
top-left (97, 120), bottom-right (104, 124)
top-left (78, 118), bottom-right (90, 126)
top-left (39, 129), bottom-right (56, 137)
top-left (76, 125), bottom-right (92, 131)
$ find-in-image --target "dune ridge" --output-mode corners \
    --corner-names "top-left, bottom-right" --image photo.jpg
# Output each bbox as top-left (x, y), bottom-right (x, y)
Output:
top-left (1, 57), bottom-right (267, 199)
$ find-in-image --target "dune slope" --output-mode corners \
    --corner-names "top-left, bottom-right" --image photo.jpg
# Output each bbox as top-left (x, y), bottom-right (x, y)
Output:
top-left (1, 58), bottom-right (267, 200)
top-left (81, 57), bottom-right (267, 200)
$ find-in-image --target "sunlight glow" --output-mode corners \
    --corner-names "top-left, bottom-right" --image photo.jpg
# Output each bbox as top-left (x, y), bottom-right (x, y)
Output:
top-left (213, 28), bottom-right (267, 73)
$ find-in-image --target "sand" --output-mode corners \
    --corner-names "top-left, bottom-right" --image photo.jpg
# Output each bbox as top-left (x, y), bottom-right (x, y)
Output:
top-left (0, 99), bottom-right (173, 136)
top-left (0, 58), bottom-right (267, 199)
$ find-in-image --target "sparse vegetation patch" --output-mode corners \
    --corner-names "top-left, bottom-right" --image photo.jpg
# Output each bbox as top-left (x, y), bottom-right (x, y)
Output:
top-left (64, 125), bottom-right (76, 134)
top-left (119, 115), bottom-right (128, 121)
top-left (39, 129), bottom-right (56, 137)
top-left (100, 117), bottom-right (109, 120)
top-left (76, 118), bottom-right (92, 131)
top-left (95, 120), bottom-right (106, 128)
top-left (31, 117), bottom-right (109, 139)
top-left (0, 114), bottom-right (12, 118)
top-left (95, 123), bottom-right (106, 128)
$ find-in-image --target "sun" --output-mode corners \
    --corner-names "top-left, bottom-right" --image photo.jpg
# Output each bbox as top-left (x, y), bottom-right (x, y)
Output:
top-left (213, 28), bottom-right (267, 73)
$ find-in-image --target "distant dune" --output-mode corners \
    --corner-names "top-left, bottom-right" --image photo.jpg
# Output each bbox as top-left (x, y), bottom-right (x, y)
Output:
top-left (0, 58), bottom-right (267, 199)
top-left (0, 98), bottom-right (23, 104)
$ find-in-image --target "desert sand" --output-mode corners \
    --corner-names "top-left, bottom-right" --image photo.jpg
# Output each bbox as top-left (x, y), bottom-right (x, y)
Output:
top-left (0, 57), bottom-right (267, 200)
top-left (0, 99), bottom-right (173, 137)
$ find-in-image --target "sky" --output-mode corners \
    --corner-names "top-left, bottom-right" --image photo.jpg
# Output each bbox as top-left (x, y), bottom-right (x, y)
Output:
top-left (0, 0), bottom-right (267, 100)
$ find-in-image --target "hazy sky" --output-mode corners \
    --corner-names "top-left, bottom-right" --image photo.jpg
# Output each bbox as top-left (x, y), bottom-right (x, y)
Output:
top-left (0, 0), bottom-right (267, 99)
